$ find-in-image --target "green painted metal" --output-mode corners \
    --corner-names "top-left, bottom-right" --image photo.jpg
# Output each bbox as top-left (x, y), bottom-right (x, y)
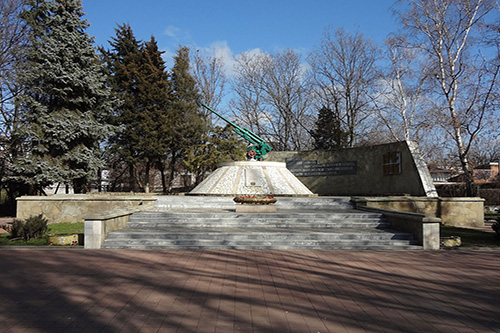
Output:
top-left (201, 103), bottom-right (272, 161)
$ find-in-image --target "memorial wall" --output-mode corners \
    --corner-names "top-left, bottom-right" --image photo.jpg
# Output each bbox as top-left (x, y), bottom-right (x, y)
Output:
top-left (267, 141), bottom-right (437, 197)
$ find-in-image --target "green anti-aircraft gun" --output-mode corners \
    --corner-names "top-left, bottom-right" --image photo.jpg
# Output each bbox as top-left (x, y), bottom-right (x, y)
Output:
top-left (201, 103), bottom-right (272, 161)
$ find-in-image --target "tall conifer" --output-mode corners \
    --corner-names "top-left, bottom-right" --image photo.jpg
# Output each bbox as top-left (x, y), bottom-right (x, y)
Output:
top-left (102, 24), bottom-right (143, 192)
top-left (166, 46), bottom-right (204, 191)
top-left (103, 27), bottom-right (174, 192)
top-left (312, 106), bottom-right (348, 149)
top-left (14, 0), bottom-right (113, 193)
top-left (136, 37), bottom-right (172, 192)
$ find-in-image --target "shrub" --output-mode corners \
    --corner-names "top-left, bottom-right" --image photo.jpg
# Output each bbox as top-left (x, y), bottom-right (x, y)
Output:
top-left (10, 214), bottom-right (49, 241)
top-left (479, 189), bottom-right (500, 205)
top-left (493, 217), bottom-right (500, 239)
top-left (9, 219), bottom-right (25, 239)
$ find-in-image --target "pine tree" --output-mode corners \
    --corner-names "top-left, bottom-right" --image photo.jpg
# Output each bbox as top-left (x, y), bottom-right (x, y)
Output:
top-left (183, 125), bottom-right (246, 185)
top-left (136, 37), bottom-right (172, 192)
top-left (166, 46), bottom-right (205, 191)
top-left (102, 24), bottom-right (144, 192)
top-left (103, 27), bottom-right (175, 193)
top-left (312, 106), bottom-right (348, 149)
top-left (14, 0), bottom-right (114, 193)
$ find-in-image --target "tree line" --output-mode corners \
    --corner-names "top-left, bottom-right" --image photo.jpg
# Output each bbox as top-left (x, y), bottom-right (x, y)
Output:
top-left (0, 0), bottom-right (245, 209)
top-left (0, 0), bottom-right (499, 209)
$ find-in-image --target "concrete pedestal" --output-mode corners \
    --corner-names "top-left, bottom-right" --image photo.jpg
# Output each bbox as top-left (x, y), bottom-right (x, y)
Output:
top-left (235, 204), bottom-right (277, 213)
top-left (190, 161), bottom-right (314, 196)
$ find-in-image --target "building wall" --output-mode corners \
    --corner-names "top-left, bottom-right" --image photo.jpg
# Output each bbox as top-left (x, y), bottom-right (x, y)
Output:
top-left (267, 141), bottom-right (437, 197)
top-left (473, 163), bottom-right (499, 183)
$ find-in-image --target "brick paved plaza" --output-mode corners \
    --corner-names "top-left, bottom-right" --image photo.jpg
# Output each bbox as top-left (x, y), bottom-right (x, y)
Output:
top-left (1, 249), bottom-right (499, 332)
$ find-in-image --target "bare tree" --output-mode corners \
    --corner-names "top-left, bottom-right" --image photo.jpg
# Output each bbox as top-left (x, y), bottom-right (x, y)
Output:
top-left (231, 49), bottom-right (313, 151)
top-left (469, 135), bottom-right (500, 166)
top-left (0, 0), bottom-right (27, 138)
top-left (230, 51), bottom-right (267, 137)
top-left (396, 0), bottom-right (499, 196)
top-left (260, 49), bottom-right (313, 150)
top-left (370, 37), bottom-right (429, 142)
top-left (0, 0), bottom-right (28, 206)
top-left (308, 27), bottom-right (379, 147)
top-left (191, 47), bottom-right (227, 119)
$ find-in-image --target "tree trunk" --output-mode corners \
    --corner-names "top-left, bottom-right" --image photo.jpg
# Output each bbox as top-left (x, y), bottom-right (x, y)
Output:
top-left (457, 138), bottom-right (477, 197)
top-left (144, 161), bottom-right (150, 193)
top-left (73, 177), bottom-right (89, 194)
top-left (167, 155), bottom-right (177, 193)
top-left (450, 97), bottom-right (476, 197)
top-left (158, 161), bottom-right (168, 194)
top-left (129, 163), bottom-right (136, 192)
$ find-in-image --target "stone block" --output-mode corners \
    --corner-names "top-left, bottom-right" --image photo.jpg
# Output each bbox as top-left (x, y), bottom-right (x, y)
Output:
top-left (235, 204), bottom-right (277, 213)
top-left (439, 197), bottom-right (485, 227)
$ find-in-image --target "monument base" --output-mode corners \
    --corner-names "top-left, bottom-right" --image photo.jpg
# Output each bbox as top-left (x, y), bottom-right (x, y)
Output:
top-left (235, 204), bottom-right (277, 213)
top-left (189, 161), bottom-right (314, 196)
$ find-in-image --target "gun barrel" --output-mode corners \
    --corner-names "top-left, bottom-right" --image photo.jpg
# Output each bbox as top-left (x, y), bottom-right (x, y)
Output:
top-left (200, 103), bottom-right (272, 160)
top-left (201, 103), bottom-right (238, 129)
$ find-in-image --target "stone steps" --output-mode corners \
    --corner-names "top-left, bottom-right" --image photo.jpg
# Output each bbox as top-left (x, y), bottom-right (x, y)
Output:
top-left (154, 195), bottom-right (353, 210)
top-left (102, 240), bottom-right (420, 250)
top-left (127, 222), bottom-right (390, 229)
top-left (102, 196), bottom-right (422, 250)
top-left (127, 212), bottom-right (390, 228)
top-left (106, 227), bottom-right (415, 238)
top-left (103, 227), bottom-right (420, 250)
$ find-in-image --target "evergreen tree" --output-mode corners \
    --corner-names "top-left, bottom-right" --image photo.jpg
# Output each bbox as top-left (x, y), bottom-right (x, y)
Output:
top-left (102, 24), bottom-right (144, 192)
top-left (312, 106), bottom-right (348, 149)
top-left (183, 124), bottom-right (246, 186)
top-left (166, 46), bottom-right (205, 191)
top-left (14, 0), bottom-right (114, 193)
top-left (103, 27), bottom-right (174, 193)
top-left (136, 37), bottom-right (172, 192)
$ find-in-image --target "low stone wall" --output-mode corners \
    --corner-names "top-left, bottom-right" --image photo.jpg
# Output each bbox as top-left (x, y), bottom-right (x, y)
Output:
top-left (357, 206), bottom-right (441, 250)
top-left (16, 194), bottom-right (157, 223)
top-left (84, 206), bottom-right (146, 249)
top-left (352, 196), bottom-right (484, 227)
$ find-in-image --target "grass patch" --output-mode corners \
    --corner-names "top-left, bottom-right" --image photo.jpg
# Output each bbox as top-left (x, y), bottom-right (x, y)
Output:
top-left (441, 225), bottom-right (500, 248)
top-left (48, 222), bottom-right (84, 235)
top-left (1, 222), bottom-right (84, 246)
top-left (0, 233), bottom-right (49, 246)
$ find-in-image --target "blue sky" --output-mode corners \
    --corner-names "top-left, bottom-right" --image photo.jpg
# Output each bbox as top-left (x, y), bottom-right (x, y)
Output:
top-left (82, 0), bottom-right (399, 62)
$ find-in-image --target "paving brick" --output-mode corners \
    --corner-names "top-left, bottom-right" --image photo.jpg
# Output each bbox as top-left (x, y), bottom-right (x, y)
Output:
top-left (1, 249), bottom-right (500, 332)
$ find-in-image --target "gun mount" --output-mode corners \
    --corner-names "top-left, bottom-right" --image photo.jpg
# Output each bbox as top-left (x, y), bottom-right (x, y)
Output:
top-left (201, 103), bottom-right (272, 161)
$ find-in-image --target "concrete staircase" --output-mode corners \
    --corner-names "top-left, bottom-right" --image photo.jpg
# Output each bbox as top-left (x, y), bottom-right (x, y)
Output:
top-left (102, 196), bottom-right (422, 250)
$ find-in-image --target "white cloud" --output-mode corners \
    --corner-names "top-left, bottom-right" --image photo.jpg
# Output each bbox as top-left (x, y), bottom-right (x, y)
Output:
top-left (242, 48), bottom-right (265, 58)
top-left (211, 41), bottom-right (237, 77)
top-left (195, 41), bottom-right (238, 78)
top-left (163, 25), bottom-right (181, 38)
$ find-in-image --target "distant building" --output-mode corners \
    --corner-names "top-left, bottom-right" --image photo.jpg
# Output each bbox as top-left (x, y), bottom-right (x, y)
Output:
top-left (429, 167), bottom-right (453, 183)
top-left (449, 162), bottom-right (499, 184)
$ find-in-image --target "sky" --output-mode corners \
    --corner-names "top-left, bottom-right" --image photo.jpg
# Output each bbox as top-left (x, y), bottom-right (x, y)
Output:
top-left (82, 0), bottom-right (400, 65)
